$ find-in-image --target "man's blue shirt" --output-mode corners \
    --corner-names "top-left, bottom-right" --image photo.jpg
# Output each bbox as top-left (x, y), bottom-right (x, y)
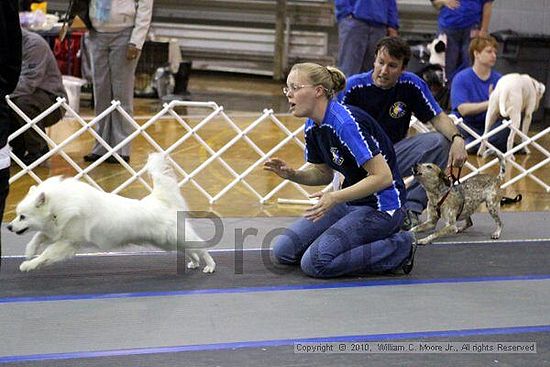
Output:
top-left (339, 71), bottom-right (442, 144)
top-left (305, 100), bottom-right (405, 211)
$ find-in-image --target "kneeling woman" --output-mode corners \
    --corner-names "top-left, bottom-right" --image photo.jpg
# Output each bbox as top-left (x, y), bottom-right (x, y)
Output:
top-left (264, 63), bottom-right (415, 278)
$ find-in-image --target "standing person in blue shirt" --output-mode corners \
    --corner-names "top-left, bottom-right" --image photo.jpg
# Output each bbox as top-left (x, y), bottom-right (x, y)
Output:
top-left (451, 35), bottom-right (509, 153)
top-left (263, 62), bottom-right (415, 278)
top-left (431, 0), bottom-right (494, 83)
top-left (335, 0), bottom-right (399, 77)
top-left (339, 36), bottom-right (467, 229)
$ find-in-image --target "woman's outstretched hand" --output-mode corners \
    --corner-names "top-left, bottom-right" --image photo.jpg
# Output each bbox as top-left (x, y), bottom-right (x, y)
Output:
top-left (263, 158), bottom-right (295, 180)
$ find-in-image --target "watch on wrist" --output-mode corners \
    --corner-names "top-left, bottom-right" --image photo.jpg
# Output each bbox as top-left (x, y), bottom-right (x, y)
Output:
top-left (451, 133), bottom-right (464, 143)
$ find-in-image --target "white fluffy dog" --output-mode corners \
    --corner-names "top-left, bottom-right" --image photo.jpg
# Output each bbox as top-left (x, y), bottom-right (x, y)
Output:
top-left (479, 73), bottom-right (546, 157)
top-left (7, 153), bottom-right (216, 273)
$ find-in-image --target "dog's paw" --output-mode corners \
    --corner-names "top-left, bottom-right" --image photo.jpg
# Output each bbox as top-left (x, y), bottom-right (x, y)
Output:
top-left (491, 232), bottom-right (501, 239)
top-left (19, 260), bottom-right (38, 272)
top-left (187, 260), bottom-right (200, 269)
top-left (202, 264), bottom-right (216, 273)
top-left (417, 237), bottom-right (432, 246)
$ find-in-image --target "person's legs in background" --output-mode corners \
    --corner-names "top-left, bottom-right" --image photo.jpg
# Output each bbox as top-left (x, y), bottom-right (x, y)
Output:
top-left (86, 31), bottom-right (114, 159)
top-left (338, 17), bottom-right (384, 77)
top-left (443, 28), bottom-right (471, 83)
top-left (106, 28), bottom-right (139, 159)
top-left (9, 90), bottom-right (61, 165)
top-left (360, 25), bottom-right (387, 73)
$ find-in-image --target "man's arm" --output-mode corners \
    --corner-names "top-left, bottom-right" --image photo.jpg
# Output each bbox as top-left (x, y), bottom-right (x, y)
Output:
top-left (10, 33), bottom-right (48, 98)
top-left (431, 112), bottom-right (468, 168)
top-left (387, 0), bottom-right (399, 36)
top-left (456, 101), bottom-right (489, 116)
top-left (479, 1), bottom-right (493, 35)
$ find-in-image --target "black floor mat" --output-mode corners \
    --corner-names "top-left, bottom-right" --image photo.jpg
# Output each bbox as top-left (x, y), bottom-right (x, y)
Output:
top-left (0, 241), bottom-right (549, 299)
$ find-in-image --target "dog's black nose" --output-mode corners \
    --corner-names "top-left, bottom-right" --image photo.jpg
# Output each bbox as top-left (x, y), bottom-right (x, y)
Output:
top-left (6, 224), bottom-right (12, 232)
top-left (412, 164), bottom-right (420, 175)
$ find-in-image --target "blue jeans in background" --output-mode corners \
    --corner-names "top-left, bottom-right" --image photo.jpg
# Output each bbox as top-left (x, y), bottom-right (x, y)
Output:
top-left (395, 132), bottom-right (450, 214)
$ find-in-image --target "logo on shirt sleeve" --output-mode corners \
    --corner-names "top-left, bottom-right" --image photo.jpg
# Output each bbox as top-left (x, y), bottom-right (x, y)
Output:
top-left (389, 101), bottom-right (407, 119)
top-left (330, 147), bottom-right (344, 166)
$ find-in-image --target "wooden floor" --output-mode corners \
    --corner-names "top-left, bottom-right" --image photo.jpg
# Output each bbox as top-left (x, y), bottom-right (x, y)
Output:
top-left (5, 71), bottom-right (550, 221)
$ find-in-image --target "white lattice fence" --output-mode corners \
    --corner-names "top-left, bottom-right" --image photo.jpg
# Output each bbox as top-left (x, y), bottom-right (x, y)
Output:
top-left (6, 96), bottom-right (318, 204)
top-left (6, 96), bottom-right (550, 210)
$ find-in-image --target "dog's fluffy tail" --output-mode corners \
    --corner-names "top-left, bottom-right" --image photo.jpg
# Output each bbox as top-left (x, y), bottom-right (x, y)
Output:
top-left (146, 153), bottom-right (186, 209)
top-left (146, 152), bottom-right (172, 177)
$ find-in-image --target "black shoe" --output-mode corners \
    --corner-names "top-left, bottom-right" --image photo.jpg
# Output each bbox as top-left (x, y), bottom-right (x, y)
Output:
top-left (401, 210), bottom-right (420, 231)
top-left (106, 155), bottom-right (130, 164)
top-left (83, 153), bottom-right (102, 162)
top-left (21, 147), bottom-right (49, 166)
top-left (402, 233), bottom-right (417, 275)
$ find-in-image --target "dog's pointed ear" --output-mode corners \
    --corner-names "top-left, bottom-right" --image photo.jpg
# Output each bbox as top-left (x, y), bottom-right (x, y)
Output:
top-left (35, 192), bottom-right (46, 208)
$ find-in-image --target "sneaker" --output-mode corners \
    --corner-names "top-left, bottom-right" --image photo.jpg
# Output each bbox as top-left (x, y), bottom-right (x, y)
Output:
top-left (401, 233), bottom-right (417, 275)
top-left (401, 210), bottom-right (420, 231)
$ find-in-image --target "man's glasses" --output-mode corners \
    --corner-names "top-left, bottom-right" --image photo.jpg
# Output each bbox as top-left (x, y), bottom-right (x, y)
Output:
top-left (282, 84), bottom-right (315, 96)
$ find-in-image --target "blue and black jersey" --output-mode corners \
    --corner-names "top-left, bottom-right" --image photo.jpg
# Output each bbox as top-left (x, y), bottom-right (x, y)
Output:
top-left (339, 71), bottom-right (442, 144)
top-left (304, 100), bottom-right (406, 211)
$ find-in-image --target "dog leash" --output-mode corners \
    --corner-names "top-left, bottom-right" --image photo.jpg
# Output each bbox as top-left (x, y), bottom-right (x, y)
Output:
top-left (436, 166), bottom-right (464, 219)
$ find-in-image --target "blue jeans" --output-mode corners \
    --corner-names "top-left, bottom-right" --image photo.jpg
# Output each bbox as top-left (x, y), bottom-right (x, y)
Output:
top-left (338, 16), bottom-right (387, 77)
top-left (273, 205), bottom-right (413, 278)
top-left (442, 27), bottom-right (472, 83)
top-left (395, 132), bottom-right (450, 214)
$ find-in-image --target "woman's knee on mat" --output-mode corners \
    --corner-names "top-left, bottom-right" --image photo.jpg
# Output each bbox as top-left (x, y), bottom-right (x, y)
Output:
top-left (272, 234), bottom-right (302, 265)
top-left (299, 241), bottom-right (345, 278)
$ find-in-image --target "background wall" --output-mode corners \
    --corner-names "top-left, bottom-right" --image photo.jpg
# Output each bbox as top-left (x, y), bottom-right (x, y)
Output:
top-left (490, 0), bottom-right (550, 35)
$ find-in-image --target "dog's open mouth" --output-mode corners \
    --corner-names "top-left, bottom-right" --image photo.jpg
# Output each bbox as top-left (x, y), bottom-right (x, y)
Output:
top-left (15, 227), bottom-right (29, 235)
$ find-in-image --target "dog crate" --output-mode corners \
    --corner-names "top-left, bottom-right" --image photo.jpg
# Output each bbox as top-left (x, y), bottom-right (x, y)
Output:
top-left (134, 41), bottom-right (170, 97)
